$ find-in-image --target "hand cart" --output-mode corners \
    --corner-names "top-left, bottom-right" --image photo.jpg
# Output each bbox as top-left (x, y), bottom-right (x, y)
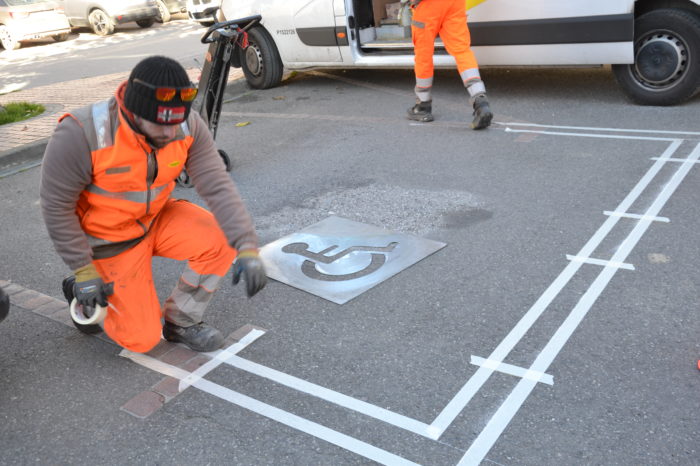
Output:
top-left (177, 10), bottom-right (263, 187)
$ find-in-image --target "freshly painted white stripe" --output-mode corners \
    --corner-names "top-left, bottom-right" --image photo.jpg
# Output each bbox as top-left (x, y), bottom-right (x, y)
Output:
top-left (501, 121), bottom-right (700, 136)
top-left (178, 329), bottom-right (265, 392)
top-left (651, 157), bottom-right (700, 163)
top-left (224, 354), bottom-right (437, 439)
top-left (121, 351), bottom-right (421, 466)
top-left (429, 139), bottom-right (683, 436)
top-left (565, 255), bottom-right (635, 271)
top-left (603, 211), bottom-right (670, 223)
top-left (459, 141), bottom-right (700, 466)
top-left (504, 127), bottom-right (678, 142)
top-left (470, 356), bottom-right (553, 385)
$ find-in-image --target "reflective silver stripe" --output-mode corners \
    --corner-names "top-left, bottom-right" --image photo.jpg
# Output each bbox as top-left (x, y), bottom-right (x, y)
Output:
top-left (86, 233), bottom-right (114, 248)
top-left (412, 19), bottom-right (425, 28)
top-left (85, 182), bottom-right (170, 203)
top-left (180, 121), bottom-right (190, 137)
top-left (466, 79), bottom-right (487, 97)
top-left (416, 77), bottom-right (433, 88)
top-left (164, 265), bottom-right (224, 326)
top-left (91, 100), bottom-right (112, 150)
top-left (460, 68), bottom-right (481, 83)
top-left (415, 87), bottom-right (432, 102)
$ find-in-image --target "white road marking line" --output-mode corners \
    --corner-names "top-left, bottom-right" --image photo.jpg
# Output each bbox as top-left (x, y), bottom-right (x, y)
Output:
top-left (470, 356), bottom-right (553, 385)
top-left (565, 255), bottom-right (635, 271)
top-left (603, 211), bottom-right (670, 223)
top-left (177, 329), bottom-right (265, 392)
top-left (459, 141), bottom-right (700, 466)
top-left (223, 353), bottom-right (438, 439)
top-left (650, 157), bottom-right (700, 163)
top-left (505, 127), bottom-right (679, 142)
top-left (500, 121), bottom-right (700, 136)
top-left (120, 351), bottom-right (422, 466)
top-left (428, 140), bottom-right (683, 437)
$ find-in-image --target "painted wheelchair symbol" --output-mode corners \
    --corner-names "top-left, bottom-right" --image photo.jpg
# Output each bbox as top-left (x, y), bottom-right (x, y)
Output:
top-left (281, 242), bottom-right (398, 281)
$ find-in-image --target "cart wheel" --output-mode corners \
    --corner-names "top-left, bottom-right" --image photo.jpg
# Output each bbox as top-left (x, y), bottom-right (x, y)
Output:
top-left (218, 149), bottom-right (232, 172)
top-left (176, 170), bottom-right (193, 188)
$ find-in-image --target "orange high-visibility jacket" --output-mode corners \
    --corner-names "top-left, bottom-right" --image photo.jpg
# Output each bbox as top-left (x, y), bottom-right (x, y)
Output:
top-left (64, 99), bottom-right (192, 248)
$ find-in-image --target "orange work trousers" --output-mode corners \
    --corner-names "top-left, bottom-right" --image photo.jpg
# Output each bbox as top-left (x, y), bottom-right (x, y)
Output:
top-left (412, 0), bottom-right (481, 86)
top-left (93, 199), bottom-right (237, 353)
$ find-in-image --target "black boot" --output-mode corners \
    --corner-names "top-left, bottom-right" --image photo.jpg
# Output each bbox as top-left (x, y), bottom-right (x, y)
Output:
top-left (407, 100), bottom-right (434, 122)
top-left (163, 321), bottom-right (224, 352)
top-left (62, 276), bottom-right (103, 334)
top-left (471, 94), bottom-right (493, 130)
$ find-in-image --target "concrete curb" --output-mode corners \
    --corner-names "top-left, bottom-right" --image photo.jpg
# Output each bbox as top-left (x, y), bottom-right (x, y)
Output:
top-left (0, 138), bottom-right (49, 174)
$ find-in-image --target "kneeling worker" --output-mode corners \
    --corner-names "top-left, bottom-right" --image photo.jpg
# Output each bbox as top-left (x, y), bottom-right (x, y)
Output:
top-left (40, 56), bottom-right (267, 353)
top-left (407, 0), bottom-right (493, 129)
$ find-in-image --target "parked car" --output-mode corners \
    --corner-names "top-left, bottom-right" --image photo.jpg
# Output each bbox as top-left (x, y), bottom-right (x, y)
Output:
top-left (187, 0), bottom-right (217, 26)
top-left (0, 0), bottom-right (71, 51)
top-left (155, 0), bottom-right (186, 23)
top-left (57, 0), bottom-right (159, 36)
top-left (220, 0), bottom-right (700, 106)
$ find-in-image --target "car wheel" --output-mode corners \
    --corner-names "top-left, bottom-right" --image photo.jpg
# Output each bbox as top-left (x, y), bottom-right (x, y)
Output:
top-left (0, 287), bottom-right (9, 323)
top-left (0, 25), bottom-right (20, 50)
top-left (89, 9), bottom-right (114, 36)
top-left (612, 8), bottom-right (700, 106)
top-left (238, 26), bottom-right (283, 89)
top-left (52, 33), bottom-right (70, 42)
top-left (136, 18), bottom-right (155, 28)
top-left (156, 0), bottom-right (171, 23)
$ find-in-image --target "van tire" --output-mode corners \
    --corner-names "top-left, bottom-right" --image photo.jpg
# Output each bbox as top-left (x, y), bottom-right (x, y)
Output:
top-left (89, 9), bottom-right (114, 36)
top-left (239, 26), bottom-right (283, 89)
top-left (613, 8), bottom-right (700, 105)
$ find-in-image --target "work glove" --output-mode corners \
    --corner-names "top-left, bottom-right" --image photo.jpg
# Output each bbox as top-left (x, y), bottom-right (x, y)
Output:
top-left (232, 249), bottom-right (267, 297)
top-left (73, 263), bottom-right (113, 308)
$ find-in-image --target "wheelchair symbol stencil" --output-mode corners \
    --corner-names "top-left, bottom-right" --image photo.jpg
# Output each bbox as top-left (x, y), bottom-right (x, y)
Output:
top-left (281, 242), bottom-right (398, 281)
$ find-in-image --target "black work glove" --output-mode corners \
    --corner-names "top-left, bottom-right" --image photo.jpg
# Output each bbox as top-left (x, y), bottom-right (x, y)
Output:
top-left (232, 249), bottom-right (267, 297)
top-left (73, 263), bottom-right (113, 308)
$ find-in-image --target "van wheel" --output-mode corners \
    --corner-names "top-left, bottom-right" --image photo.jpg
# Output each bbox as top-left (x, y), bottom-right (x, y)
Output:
top-left (0, 25), bottom-right (20, 50)
top-left (239, 26), bottom-right (283, 89)
top-left (89, 9), bottom-right (114, 36)
top-left (136, 18), bottom-right (155, 29)
top-left (613, 8), bottom-right (700, 105)
top-left (156, 0), bottom-right (171, 23)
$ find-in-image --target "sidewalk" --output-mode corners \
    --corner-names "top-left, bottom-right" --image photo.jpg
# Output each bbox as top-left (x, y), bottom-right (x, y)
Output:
top-left (0, 67), bottom-right (244, 168)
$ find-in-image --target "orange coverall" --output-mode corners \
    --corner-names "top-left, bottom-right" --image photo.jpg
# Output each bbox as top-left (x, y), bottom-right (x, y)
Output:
top-left (411, 0), bottom-right (486, 102)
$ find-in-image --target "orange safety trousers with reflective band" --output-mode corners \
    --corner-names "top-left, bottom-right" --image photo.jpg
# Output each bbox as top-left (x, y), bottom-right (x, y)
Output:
top-left (411, 0), bottom-right (480, 81)
top-left (95, 199), bottom-right (237, 353)
top-left (65, 99), bottom-right (237, 353)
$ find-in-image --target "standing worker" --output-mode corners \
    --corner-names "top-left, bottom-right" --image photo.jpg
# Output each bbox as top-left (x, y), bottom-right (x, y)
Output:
top-left (40, 56), bottom-right (267, 354)
top-left (406, 0), bottom-right (493, 129)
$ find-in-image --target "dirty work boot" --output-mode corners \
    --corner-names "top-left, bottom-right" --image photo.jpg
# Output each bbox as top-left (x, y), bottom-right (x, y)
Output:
top-left (407, 100), bottom-right (434, 122)
top-left (62, 276), bottom-right (103, 335)
top-left (471, 94), bottom-right (493, 130)
top-left (163, 321), bottom-right (224, 352)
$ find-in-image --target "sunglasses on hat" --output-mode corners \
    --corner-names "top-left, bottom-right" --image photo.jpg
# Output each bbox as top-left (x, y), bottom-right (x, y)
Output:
top-left (132, 78), bottom-right (198, 102)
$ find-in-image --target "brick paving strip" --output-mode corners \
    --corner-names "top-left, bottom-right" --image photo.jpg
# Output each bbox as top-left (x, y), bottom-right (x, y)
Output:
top-left (0, 68), bottom-right (244, 154)
top-left (0, 279), bottom-right (264, 419)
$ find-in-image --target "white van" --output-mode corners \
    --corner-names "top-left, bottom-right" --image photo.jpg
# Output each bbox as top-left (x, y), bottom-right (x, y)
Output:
top-left (219, 0), bottom-right (700, 106)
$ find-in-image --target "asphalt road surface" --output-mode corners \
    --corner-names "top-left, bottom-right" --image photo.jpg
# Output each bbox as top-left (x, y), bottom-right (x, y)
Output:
top-left (0, 15), bottom-right (207, 93)
top-left (1, 66), bottom-right (699, 465)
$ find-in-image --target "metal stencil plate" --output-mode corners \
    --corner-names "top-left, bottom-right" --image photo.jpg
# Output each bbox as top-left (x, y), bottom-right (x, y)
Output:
top-left (259, 216), bottom-right (446, 304)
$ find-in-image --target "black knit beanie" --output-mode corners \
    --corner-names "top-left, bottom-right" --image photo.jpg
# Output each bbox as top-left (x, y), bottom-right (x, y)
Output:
top-left (124, 56), bottom-right (193, 125)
